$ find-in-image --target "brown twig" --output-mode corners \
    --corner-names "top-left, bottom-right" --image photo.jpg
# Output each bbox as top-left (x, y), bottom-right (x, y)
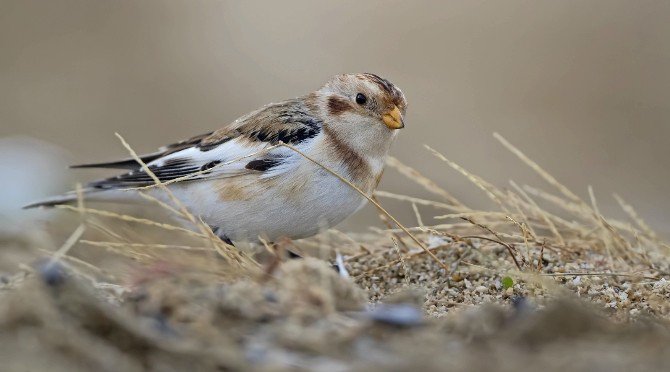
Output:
top-left (460, 217), bottom-right (522, 270)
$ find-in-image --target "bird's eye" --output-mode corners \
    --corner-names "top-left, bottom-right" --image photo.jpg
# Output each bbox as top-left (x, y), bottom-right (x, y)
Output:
top-left (355, 93), bottom-right (367, 105)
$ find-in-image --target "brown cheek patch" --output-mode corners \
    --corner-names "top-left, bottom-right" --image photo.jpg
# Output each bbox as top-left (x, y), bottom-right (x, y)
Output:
top-left (327, 96), bottom-right (351, 116)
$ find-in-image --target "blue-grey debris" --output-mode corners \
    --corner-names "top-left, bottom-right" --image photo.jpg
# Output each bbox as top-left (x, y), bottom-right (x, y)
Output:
top-left (368, 304), bottom-right (424, 327)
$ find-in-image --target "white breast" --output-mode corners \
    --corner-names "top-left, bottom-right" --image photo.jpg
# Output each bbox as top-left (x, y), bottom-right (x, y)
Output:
top-left (165, 166), bottom-right (367, 242)
top-left (152, 131), bottom-right (389, 243)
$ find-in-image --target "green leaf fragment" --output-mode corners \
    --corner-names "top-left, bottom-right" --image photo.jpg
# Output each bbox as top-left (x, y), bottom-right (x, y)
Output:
top-left (502, 276), bottom-right (514, 289)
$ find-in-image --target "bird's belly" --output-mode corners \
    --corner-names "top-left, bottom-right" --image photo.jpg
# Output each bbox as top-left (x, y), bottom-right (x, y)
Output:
top-left (166, 175), bottom-right (366, 242)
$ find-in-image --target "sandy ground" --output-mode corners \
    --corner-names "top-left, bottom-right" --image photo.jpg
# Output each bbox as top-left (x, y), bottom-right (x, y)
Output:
top-left (1, 220), bottom-right (669, 372)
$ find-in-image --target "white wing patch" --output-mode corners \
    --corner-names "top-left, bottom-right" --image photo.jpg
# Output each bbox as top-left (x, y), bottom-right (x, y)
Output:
top-left (89, 136), bottom-right (311, 189)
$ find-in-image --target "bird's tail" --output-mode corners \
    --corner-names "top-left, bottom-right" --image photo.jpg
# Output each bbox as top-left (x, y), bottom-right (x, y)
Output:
top-left (23, 193), bottom-right (79, 209)
top-left (23, 188), bottom-right (135, 209)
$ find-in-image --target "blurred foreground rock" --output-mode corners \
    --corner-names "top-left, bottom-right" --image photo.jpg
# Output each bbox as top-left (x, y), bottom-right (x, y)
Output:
top-left (1, 257), bottom-right (670, 371)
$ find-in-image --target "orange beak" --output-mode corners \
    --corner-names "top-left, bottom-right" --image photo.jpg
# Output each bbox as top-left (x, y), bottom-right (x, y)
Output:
top-left (382, 105), bottom-right (404, 130)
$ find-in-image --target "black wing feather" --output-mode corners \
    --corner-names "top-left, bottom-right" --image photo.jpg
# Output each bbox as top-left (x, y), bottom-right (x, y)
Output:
top-left (80, 100), bottom-right (322, 190)
top-left (70, 153), bottom-right (164, 170)
top-left (89, 158), bottom-right (200, 189)
top-left (71, 132), bottom-right (214, 170)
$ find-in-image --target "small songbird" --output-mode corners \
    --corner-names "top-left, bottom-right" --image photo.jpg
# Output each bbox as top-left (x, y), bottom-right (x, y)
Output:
top-left (26, 73), bottom-right (407, 244)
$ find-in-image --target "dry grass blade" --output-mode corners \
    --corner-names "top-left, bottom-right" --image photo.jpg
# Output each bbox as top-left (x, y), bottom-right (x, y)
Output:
top-left (494, 132), bottom-right (584, 205)
top-left (613, 193), bottom-right (659, 241)
top-left (424, 145), bottom-right (503, 206)
top-left (54, 205), bottom-right (208, 238)
top-left (79, 240), bottom-right (214, 252)
top-left (510, 180), bottom-right (565, 246)
top-left (523, 185), bottom-right (591, 223)
top-left (38, 248), bottom-right (107, 276)
top-left (597, 215), bottom-right (635, 255)
top-left (505, 214), bottom-right (534, 264)
top-left (46, 224), bottom-right (86, 268)
top-left (138, 191), bottom-right (188, 219)
top-left (588, 185), bottom-right (602, 216)
top-left (582, 186), bottom-right (635, 262)
top-left (374, 190), bottom-right (467, 212)
top-left (386, 155), bottom-right (464, 206)
top-left (435, 211), bottom-right (519, 220)
top-left (87, 219), bottom-right (126, 241)
top-left (540, 272), bottom-right (660, 280)
top-left (371, 195), bottom-right (411, 252)
top-left (411, 202), bottom-right (425, 228)
top-left (384, 221), bottom-right (519, 235)
top-left (506, 190), bottom-right (539, 239)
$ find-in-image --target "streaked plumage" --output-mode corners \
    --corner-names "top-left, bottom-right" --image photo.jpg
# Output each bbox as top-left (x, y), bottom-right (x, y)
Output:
top-left (26, 73), bottom-right (407, 243)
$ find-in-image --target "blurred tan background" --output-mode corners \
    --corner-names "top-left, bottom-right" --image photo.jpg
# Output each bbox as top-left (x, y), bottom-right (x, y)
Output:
top-left (1, 0), bottom-right (668, 235)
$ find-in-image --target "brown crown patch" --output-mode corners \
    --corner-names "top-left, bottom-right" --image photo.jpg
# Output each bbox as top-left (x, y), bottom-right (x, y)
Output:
top-left (362, 73), bottom-right (394, 94)
top-left (361, 73), bottom-right (406, 110)
top-left (327, 96), bottom-right (352, 116)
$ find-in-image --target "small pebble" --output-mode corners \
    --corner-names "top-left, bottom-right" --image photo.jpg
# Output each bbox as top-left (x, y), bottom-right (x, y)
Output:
top-left (368, 304), bottom-right (423, 327)
top-left (38, 261), bottom-right (66, 287)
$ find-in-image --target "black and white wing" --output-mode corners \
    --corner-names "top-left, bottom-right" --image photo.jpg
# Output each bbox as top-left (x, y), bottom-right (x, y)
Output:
top-left (82, 100), bottom-right (322, 190)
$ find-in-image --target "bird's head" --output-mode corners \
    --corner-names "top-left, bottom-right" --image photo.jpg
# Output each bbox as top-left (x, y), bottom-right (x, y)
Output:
top-left (309, 73), bottom-right (407, 156)
top-left (318, 73), bottom-right (407, 130)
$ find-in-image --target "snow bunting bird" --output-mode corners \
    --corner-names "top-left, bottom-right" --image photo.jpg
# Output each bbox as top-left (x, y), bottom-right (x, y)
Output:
top-left (25, 73), bottom-right (407, 244)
